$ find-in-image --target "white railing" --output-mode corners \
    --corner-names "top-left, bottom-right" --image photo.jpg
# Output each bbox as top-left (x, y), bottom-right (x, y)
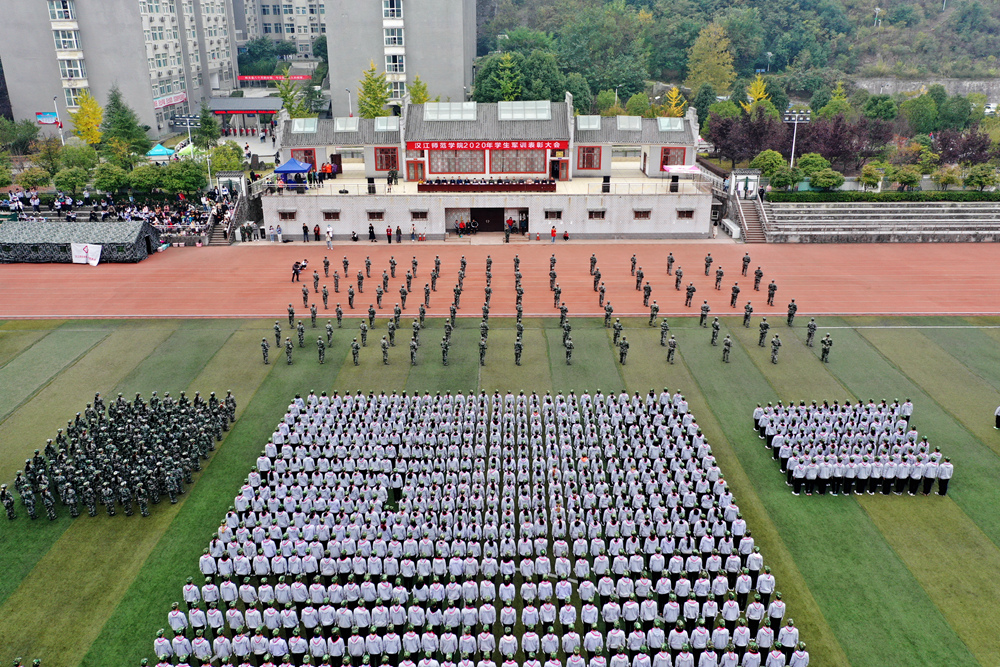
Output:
top-left (585, 181), bottom-right (712, 196)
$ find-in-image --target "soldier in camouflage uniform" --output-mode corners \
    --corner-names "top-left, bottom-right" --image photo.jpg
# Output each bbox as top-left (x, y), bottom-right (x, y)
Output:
top-left (365, 256), bottom-right (372, 278)
top-left (405, 270), bottom-right (413, 293)
top-left (317, 337), bottom-right (326, 364)
top-left (514, 337), bottom-right (523, 366)
top-left (553, 284), bottom-right (561, 308)
top-left (368, 305), bottom-right (377, 329)
top-left (390, 256), bottom-right (398, 278)
top-left (297, 321), bottom-right (305, 347)
top-left (685, 283), bottom-right (696, 307)
top-left (715, 266), bottom-right (724, 290)
top-left (418, 304), bottom-right (426, 329)
top-left (2, 484), bottom-right (17, 519)
top-left (630, 254), bottom-right (636, 275)
top-left (443, 320), bottom-right (452, 342)
top-left (348, 285), bottom-right (355, 309)
top-left (336, 304), bottom-right (343, 327)
top-left (667, 252), bottom-right (675, 275)
top-left (820, 334), bottom-right (833, 363)
top-left (409, 337), bottom-right (418, 365)
top-left (675, 266), bottom-right (684, 291)
top-left (387, 318), bottom-right (397, 346)
top-left (441, 337), bottom-right (450, 365)
top-left (754, 267), bottom-right (763, 290)
top-left (590, 254), bottom-right (597, 275)
top-left (394, 304), bottom-right (402, 327)
top-left (274, 321), bottom-right (282, 347)
top-left (322, 285), bottom-right (329, 309)
top-left (412, 319), bottom-right (421, 346)
top-left (564, 337), bottom-right (574, 365)
top-left (357, 270), bottom-right (365, 293)
top-left (649, 301), bottom-right (659, 326)
top-left (313, 270), bottom-right (320, 293)
top-left (310, 304), bottom-right (318, 328)
top-left (660, 318), bottom-right (670, 346)
top-left (722, 334), bottom-right (732, 363)
top-left (359, 320), bottom-right (368, 347)
top-left (326, 321), bottom-right (334, 345)
top-left (599, 282), bottom-right (606, 307)
top-left (261, 338), bottom-right (270, 364)
top-left (424, 284), bottom-right (431, 307)
top-left (333, 271), bottom-right (340, 293)
top-left (431, 270), bottom-right (439, 292)
top-left (285, 337), bottom-right (294, 364)
top-left (758, 318), bottom-right (770, 347)
top-left (287, 304), bottom-right (295, 326)
top-left (770, 334), bottom-right (782, 363)
top-left (613, 318), bottom-right (623, 346)
top-left (667, 335), bottom-right (678, 364)
top-left (351, 338), bottom-right (360, 365)
top-left (744, 301), bottom-right (754, 328)
top-left (787, 299), bottom-right (797, 326)
top-left (381, 336), bottom-right (390, 364)
top-left (700, 301), bottom-right (710, 327)
top-left (302, 284), bottom-right (309, 308)
top-left (643, 282), bottom-right (652, 306)
top-left (376, 284), bottom-right (384, 309)
top-left (479, 337), bottom-right (487, 366)
top-left (618, 337), bottom-right (629, 364)
top-left (711, 317), bottom-right (721, 346)
top-left (806, 318), bottom-right (817, 346)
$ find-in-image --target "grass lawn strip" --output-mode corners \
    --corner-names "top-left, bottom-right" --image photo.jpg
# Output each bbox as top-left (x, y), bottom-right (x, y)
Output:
top-left (683, 318), bottom-right (970, 667)
top-left (0, 322), bottom-right (62, 369)
top-left (478, 321), bottom-right (552, 396)
top-left (548, 321), bottom-right (624, 393)
top-left (404, 319), bottom-right (480, 395)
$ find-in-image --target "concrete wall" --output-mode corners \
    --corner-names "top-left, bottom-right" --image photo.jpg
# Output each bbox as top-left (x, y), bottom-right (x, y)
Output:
top-left (260, 192), bottom-right (712, 239)
top-left (854, 77), bottom-right (1000, 100)
top-left (571, 143), bottom-right (612, 178)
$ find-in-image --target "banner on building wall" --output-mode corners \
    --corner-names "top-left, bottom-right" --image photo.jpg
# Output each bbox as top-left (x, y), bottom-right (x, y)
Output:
top-left (35, 112), bottom-right (59, 125)
top-left (154, 92), bottom-right (188, 109)
top-left (238, 75), bottom-right (312, 81)
top-left (407, 140), bottom-right (569, 151)
top-left (71, 243), bottom-right (102, 266)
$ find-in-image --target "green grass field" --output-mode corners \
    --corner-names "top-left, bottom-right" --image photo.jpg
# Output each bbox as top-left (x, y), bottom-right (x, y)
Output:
top-left (1, 315), bottom-right (999, 667)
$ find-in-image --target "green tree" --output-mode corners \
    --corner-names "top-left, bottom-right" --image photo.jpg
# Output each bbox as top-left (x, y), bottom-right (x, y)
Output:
top-left (357, 61), bottom-right (391, 117)
top-left (809, 167), bottom-right (845, 190)
top-left (899, 95), bottom-right (938, 135)
top-left (859, 163), bottom-right (885, 190)
top-left (15, 166), bottom-right (52, 189)
top-left (53, 166), bottom-right (90, 195)
top-left (564, 74), bottom-right (593, 114)
top-left (276, 75), bottom-right (312, 118)
top-left (893, 164), bottom-right (921, 190)
top-left (520, 50), bottom-right (564, 101)
top-left (60, 144), bottom-right (99, 175)
top-left (210, 142), bottom-right (245, 172)
top-left (472, 52), bottom-right (524, 103)
top-left (937, 95), bottom-right (972, 131)
top-left (161, 159), bottom-right (207, 195)
top-left (92, 162), bottom-right (129, 193)
top-left (312, 35), bottom-right (328, 64)
top-left (69, 90), bottom-right (103, 145)
top-left (763, 77), bottom-right (789, 116)
top-left (595, 90), bottom-right (618, 114)
top-left (693, 83), bottom-right (717, 132)
top-left (496, 53), bottom-right (523, 101)
top-left (0, 152), bottom-right (12, 189)
top-left (193, 103), bottom-right (221, 150)
top-left (817, 82), bottom-right (852, 120)
top-left (625, 92), bottom-right (650, 117)
top-left (796, 152), bottom-right (830, 178)
top-left (505, 27), bottom-right (555, 54)
top-left (769, 165), bottom-right (803, 190)
top-left (0, 118), bottom-right (40, 155)
top-left (964, 164), bottom-right (997, 191)
top-left (128, 164), bottom-right (162, 192)
top-left (931, 165), bottom-right (962, 191)
top-left (557, 2), bottom-right (649, 99)
top-left (100, 85), bottom-right (151, 164)
top-left (862, 95), bottom-right (897, 121)
top-left (243, 37), bottom-right (276, 63)
top-left (684, 23), bottom-right (736, 95)
top-left (749, 149), bottom-right (785, 178)
top-left (917, 148), bottom-right (939, 175)
top-left (408, 75), bottom-right (433, 105)
top-left (809, 88), bottom-right (832, 114)
top-left (716, 6), bottom-right (764, 76)
top-left (32, 137), bottom-right (64, 176)
top-left (275, 41), bottom-right (297, 57)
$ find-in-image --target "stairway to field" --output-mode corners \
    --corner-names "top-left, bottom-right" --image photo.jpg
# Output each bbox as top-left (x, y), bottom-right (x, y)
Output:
top-left (737, 198), bottom-right (767, 243)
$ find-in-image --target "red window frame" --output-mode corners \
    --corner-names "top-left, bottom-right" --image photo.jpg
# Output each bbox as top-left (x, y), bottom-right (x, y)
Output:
top-left (489, 149), bottom-right (546, 174)
top-left (660, 147), bottom-right (686, 167)
top-left (374, 147), bottom-right (399, 172)
top-left (577, 146), bottom-right (601, 170)
top-left (427, 149), bottom-right (486, 174)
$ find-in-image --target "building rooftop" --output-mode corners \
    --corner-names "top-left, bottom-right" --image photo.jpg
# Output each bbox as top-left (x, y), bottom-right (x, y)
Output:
top-left (405, 101), bottom-right (570, 143)
top-left (574, 114), bottom-right (695, 145)
top-left (279, 117), bottom-right (402, 147)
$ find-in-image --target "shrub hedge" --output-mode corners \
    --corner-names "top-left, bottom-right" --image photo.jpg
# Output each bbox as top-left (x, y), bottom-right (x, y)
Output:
top-left (767, 191), bottom-right (1000, 203)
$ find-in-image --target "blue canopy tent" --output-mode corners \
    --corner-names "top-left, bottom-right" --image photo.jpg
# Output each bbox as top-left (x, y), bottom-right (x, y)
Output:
top-left (273, 158), bottom-right (313, 174)
top-left (146, 143), bottom-right (175, 157)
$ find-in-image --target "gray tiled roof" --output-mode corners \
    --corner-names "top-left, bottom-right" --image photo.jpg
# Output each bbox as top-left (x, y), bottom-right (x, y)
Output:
top-left (0, 220), bottom-right (152, 245)
top-left (209, 97), bottom-right (285, 113)
top-left (280, 119), bottom-right (401, 147)
top-left (574, 116), bottom-right (694, 146)
top-left (405, 103), bottom-right (570, 143)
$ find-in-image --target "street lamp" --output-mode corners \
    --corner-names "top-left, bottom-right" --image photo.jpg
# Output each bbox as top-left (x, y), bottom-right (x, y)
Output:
top-left (52, 96), bottom-right (65, 146)
top-left (873, 7), bottom-right (881, 26)
top-left (766, 52), bottom-right (773, 72)
top-left (782, 110), bottom-right (811, 169)
top-left (346, 88), bottom-right (353, 117)
top-left (614, 84), bottom-right (624, 109)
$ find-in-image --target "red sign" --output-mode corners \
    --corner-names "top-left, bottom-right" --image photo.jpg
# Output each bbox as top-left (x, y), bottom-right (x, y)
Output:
top-left (407, 140), bottom-right (568, 151)
top-left (213, 110), bottom-right (276, 115)
top-left (238, 75), bottom-right (312, 81)
top-left (153, 92), bottom-right (188, 109)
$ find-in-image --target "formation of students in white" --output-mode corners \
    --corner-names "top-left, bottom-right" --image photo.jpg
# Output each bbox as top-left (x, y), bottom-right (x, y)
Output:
top-left (156, 389), bottom-right (810, 667)
top-left (753, 399), bottom-right (954, 497)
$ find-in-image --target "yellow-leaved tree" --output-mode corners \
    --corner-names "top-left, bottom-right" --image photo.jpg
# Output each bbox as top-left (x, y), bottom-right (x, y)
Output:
top-left (70, 90), bottom-right (103, 145)
top-left (740, 75), bottom-right (770, 113)
top-left (683, 23), bottom-right (736, 95)
top-left (663, 87), bottom-right (687, 117)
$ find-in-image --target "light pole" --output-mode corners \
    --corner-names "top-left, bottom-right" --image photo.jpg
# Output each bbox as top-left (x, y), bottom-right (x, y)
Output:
top-left (614, 84), bottom-right (624, 109)
top-left (782, 110), bottom-right (811, 169)
top-left (52, 96), bottom-right (65, 146)
top-left (766, 52), bottom-right (773, 72)
top-left (873, 7), bottom-right (881, 26)
top-left (206, 154), bottom-right (213, 192)
top-left (346, 88), bottom-right (353, 117)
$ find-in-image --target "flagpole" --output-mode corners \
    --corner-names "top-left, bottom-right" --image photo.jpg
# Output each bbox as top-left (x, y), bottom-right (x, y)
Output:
top-left (53, 96), bottom-right (65, 145)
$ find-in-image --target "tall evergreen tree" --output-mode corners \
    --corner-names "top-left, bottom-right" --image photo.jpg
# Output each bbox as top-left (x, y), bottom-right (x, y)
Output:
top-left (684, 23), bottom-right (736, 95)
top-left (357, 62), bottom-right (391, 118)
top-left (100, 86), bottom-right (151, 167)
top-left (193, 103), bottom-right (221, 150)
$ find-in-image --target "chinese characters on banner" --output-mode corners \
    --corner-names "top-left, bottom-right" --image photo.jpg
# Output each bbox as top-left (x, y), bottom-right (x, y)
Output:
top-left (406, 141), bottom-right (569, 150)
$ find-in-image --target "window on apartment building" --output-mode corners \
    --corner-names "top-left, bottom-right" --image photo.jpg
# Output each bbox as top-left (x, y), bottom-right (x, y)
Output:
top-left (308, 4), bottom-right (317, 14)
top-left (58, 59), bottom-right (87, 79)
top-left (319, 3), bottom-right (325, 13)
top-left (367, 211), bottom-right (385, 221)
top-left (385, 55), bottom-right (405, 73)
top-left (375, 148), bottom-right (399, 171)
top-left (389, 81), bottom-right (406, 99)
top-left (285, 23), bottom-right (295, 33)
top-left (151, 26), bottom-right (165, 40)
top-left (64, 87), bottom-right (87, 108)
top-left (262, 23), bottom-right (272, 32)
top-left (323, 211), bottom-right (340, 221)
top-left (53, 30), bottom-right (80, 50)
top-left (384, 28), bottom-right (403, 46)
top-left (295, 5), bottom-right (306, 14)
top-left (383, 0), bottom-right (402, 18)
top-left (588, 210), bottom-right (605, 220)
top-left (544, 210), bottom-right (562, 220)
top-left (47, 0), bottom-right (76, 20)
top-left (283, 4), bottom-right (292, 13)
top-left (271, 23), bottom-right (282, 33)
top-left (633, 210), bottom-right (651, 220)
top-left (320, 24), bottom-right (326, 32)
top-left (278, 211), bottom-right (297, 221)
top-left (676, 210), bottom-right (694, 219)
top-left (261, 4), bottom-right (270, 13)
top-left (271, 4), bottom-right (280, 14)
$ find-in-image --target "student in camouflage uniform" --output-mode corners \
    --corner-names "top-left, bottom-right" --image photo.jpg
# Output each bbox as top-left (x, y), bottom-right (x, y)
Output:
top-left (613, 318), bottom-right (623, 345)
top-left (649, 301), bottom-right (659, 326)
top-left (261, 338), bottom-right (270, 364)
top-left (514, 338), bottom-right (523, 365)
top-left (754, 267), bottom-right (763, 291)
top-left (742, 253), bottom-right (751, 276)
top-left (715, 266), bottom-right (724, 290)
top-left (381, 336), bottom-right (390, 364)
top-left (478, 337), bottom-right (488, 366)
top-left (359, 320), bottom-right (368, 347)
top-left (313, 271), bottom-right (320, 293)
top-left (731, 283), bottom-right (741, 307)
top-left (365, 256), bottom-right (372, 277)
top-left (351, 338), bottom-right (360, 365)
top-left (82, 483), bottom-right (97, 517)
top-left (310, 304), bottom-right (318, 328)
top-left (297, 321), bottom-right (305, 347)
top-left (285, 338), bottom-right (294, 364)
top-left (561, 321), bottom-right (571, 346)
top-left (554, 284), bottom-right (562, 308)
top-left (323, 256), bottom-right (330, 277)
top-left (767, 280), bottom-right (777, 306)
top-left (704, 253), bottom-right (713, 276)
top-left (593, 267), bottom-right (602, 292)
top-left (412, 319), bottom-right (421, 346)
top-left (335, 304), bottom-right (343, 327)
top-left (590, 254), bottom-right (597, 275)
top-left (387, 318), bottom-right (396, 346)
top-left (604, 302), bottom-right (614, 327)
top-left (723, 334), bottom-right (732, 362)
top-left (599, 282), bottom-right (606, 307)
top-left (368, 305), bottom-right (376, 328)
top-left (412, 255), bottom-right (418, 276)
top-left (618, 337), bottom-right (629, 364)
top-left (342, 256), bottom-right (349, 275)
top-left (409, 337), bottom-right (418, 365)
top-left (660, 318), bottom-right (670, 346)
top-left (711, 317), bottom-right (721, 345)
top-left (630, 254), bottom-right (637, 275)
top-left (375, 284), bottom-right (384, 309)
top-left (405, 270), bottom-right (413, 292)
top-left (667, 335), bottom-right (677, 364)
top-left (744, 302), bottom-right (754, 328)
top-left (643, 282), bottom-right (652, 306)
top-left (635, 266), bottom-right (644, 291)
top-left (787, 299), bottom-right (797, 326)
top-left (326, 321), bottom-right (334, 345)
top-left (382, 270), bottom-right (390, 292)
top-left (770, 334), bottom-right (782, 363)
top-left (441, 337), bottom-right (450, 365)
top-left (431, 270), bottom-right (439, 292)
top-left (700, 301), bottom-right (710, 326)
top-left (390, 256), bottom-right (398, 277)
top-left (418, 303), bottom-right (426, 328)
top-left (302, 284), bottom-right (309, 308)
top-left (820, 334), bottom-right (833, 363)
top-left (424, 284), bottom-right (431, 307)
top-left (685, 283), bottom-right (696, 307)
top-left (322, 286), bottom-right (329, 309)
top-left (565, 337), bottom-right (574, 364)
top-left (317, 337), bottom-right (326, 364)
top-left (356, 271), bottom-right (365, 293)
top-left (287, 304), bottom-right (295, 326)
top-left (348, 286), bottom-right (355, 309)
top-left (274, 321), bottom-right (281, 347)
top-left (758, 318), bottom-right (770, 346)
top-left (333, 271), bottom-right (340, 293)
top-left (2, 484), bottom-right (17, 520)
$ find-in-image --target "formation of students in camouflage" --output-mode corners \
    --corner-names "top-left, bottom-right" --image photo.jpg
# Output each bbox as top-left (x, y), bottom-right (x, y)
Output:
top-left (261, 250), bottom-right (833, 373)
top-left (1, 391), bottom-right (236, 522)
top-left (754, 399), bottom-right (955, 498)
top-left (154, 389), bottom-right (809, 667)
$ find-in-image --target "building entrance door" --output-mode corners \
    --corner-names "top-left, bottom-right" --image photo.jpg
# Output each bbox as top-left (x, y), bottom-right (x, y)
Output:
top-left (406, 161), bottom-right (425, 182)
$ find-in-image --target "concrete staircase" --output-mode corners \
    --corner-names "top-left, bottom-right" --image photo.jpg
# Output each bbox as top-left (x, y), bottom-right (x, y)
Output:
top-left (737, 199), bottom-right (767, 243)
top-left (208, 223), bottom-right (230, 246)
top-left (765, 201), bottom-right (1000, 242)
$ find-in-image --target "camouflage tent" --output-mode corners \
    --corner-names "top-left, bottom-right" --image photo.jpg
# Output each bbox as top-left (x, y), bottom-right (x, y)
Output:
top-left (0, 220), bottom-right (161, 263)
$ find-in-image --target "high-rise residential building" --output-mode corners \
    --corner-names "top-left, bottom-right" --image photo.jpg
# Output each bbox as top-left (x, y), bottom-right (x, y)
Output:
top-left (0, 0), bottom-right (239, 139)
top-left (237, 0), bottom-right (327, 55)
top-left (325, 0), bottom-right (476, 116)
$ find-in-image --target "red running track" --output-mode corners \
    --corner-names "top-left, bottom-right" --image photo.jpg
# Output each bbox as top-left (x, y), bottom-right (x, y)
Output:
top-left (0, 241), bottom-right (997, 319)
